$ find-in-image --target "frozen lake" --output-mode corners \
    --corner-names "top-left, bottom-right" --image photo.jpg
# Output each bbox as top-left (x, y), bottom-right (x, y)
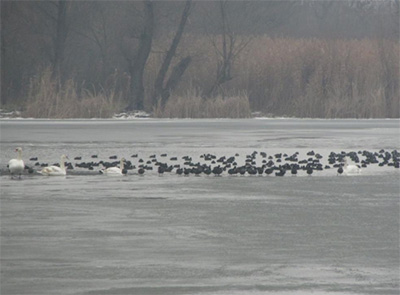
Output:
top-left (1, 119), bottom-right (399, 295)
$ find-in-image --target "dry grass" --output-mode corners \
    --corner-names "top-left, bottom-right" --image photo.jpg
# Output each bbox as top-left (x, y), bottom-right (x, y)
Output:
top-left (18, 36), bottom-right (400, 118)
top-left (151, 35), bottom-right (399, 118)
top-left (23, 70), bottom-right (121, 118)
top-left (237, 37), bottom-right (399, 118)
top-left (153, 89), bottom-right (251, 118)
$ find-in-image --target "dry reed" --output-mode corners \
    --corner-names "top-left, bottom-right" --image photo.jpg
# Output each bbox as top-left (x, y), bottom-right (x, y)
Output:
top-left (18, 36), bottom-right (400, 118)
top-left (153, 89), bottom-right (251, 118)
top-left (23, 70), bottom-right (121, 118)
top-left (150, 35), bottom-right (399, 118)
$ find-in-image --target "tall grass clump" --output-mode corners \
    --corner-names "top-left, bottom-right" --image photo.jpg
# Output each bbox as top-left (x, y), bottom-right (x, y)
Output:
top-left (165, 35), bottom-right (399, 118)
top-left (153, 89), bottom-right (251, 118)
top-left (19, 36), bottom-right (399, 119)
top-left (227, 37), bottom-right (399, 118)
top-left (23, 70), bottom-right (121, 118)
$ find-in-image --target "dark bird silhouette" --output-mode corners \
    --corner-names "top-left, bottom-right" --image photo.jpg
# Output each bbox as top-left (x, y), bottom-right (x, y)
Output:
top-left (337, 166), bottom-right (344, 175)
top-left (291, 165), bottom-right (298, 176)
top-left (306, 166), bottom-right (313, 176)
top-left (212, 166), bottom-right (223, 176)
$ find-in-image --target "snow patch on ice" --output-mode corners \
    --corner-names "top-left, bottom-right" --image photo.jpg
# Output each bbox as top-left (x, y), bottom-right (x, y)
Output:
top-left (113, 111), bottom-right (151, 119)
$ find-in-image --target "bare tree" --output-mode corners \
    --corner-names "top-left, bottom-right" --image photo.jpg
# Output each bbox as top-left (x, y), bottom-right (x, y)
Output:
top-left (204, 1), bottom-right (296, 98)
top-left (152, 0), bottom-right (193, 107)
top-left (73, 2), bottom-right (111, 81)
top-left (205, 0), bottom-right (253, 98)
top-left (123, 0), bottom-right (154, 111)
top-left (52, 0), bottom-right (68, 79)
top-left (390, 0), bottom-right (399, 39)
top-left (34, 0), bottom-right (70, 79)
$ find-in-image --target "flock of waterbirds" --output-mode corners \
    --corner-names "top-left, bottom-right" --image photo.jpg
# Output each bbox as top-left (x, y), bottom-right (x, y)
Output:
top-left (6, 147), bottom-right (400, 179)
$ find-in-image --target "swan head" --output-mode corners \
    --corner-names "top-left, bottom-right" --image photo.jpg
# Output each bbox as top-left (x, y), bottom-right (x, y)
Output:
top-left (61, 155), bottom-right (69, 161)
top-left (15, 147), bottom-right (22, 153)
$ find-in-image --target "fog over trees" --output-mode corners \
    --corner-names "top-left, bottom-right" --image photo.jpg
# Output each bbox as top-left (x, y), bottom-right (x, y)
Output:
top-left (1, 0), bottom-right (399, 118)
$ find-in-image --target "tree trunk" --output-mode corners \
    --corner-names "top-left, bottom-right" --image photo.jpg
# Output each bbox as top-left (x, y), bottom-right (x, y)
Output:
top-left (126, 0), bottom-right (154, 111)
top-left (205, 0), bottom-right (233, 98)
top-left (52, 0), bottom-right (68, 81)
top-left (153, 0), bottom-right (192, 106)
top-left (160, 56), bottom-right (191, 107)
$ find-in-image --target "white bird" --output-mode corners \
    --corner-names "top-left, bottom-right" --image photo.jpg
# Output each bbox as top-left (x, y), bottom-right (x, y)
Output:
top-left (100, 158), bottom-right (126, 175)
top-left (39, 155), bottom-right (69, 176)
top-left (343, 158), bottom-right (361, 175)
top-left (8, 147), bottom-right (25, 179)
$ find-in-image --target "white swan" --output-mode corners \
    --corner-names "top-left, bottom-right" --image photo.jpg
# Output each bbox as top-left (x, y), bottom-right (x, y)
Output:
top-left (8, 147), bottom-right (25, 179)
top-left (343, 158), bottom-right (361, 175)
top-left (39, 155), bottom-right (69, 176)
top-left (100, 158), bottom-right (126, 175)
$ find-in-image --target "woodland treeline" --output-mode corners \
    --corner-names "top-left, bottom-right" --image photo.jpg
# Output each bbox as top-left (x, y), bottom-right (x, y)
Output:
top-left (1, 0), bottom-right (399, 118)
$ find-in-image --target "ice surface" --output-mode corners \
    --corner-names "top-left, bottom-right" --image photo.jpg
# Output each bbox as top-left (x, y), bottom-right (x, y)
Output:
top-left (0, 119), bottom-right (399, 294)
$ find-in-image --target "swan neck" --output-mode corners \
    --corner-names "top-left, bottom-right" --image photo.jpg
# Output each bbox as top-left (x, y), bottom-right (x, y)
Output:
top-left (60, 157), bottom-right (66, 169)
top-left (120, 159), bottom-right (124, 170)
top-left (17, 150), bottom-right (22, 160)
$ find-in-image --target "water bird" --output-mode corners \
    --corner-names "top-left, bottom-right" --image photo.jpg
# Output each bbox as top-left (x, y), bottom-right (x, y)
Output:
top-left (158, 165), bottom-right (166, 174)
top-left (228, 167), bottom-right (237, 175)
top-left (8, 147), bottom-right (25, 179)
top-left (39, 155), bottom-right (69, 176)
top-left (238, 166), bottom-right (246, 175)
top-left (275, 169), bottom-right (286, 177)
top-left (343, 158), bottom-right (361, 175)
top-left (203, 167), bottom-right (212, 175)
top-left (306, 166), bottom-right (313, 176)
top-left (100, 158), bottom-right (126, 176)
top-left (291, 165), bottom-right (298, 176)
top-left (25, 165), bottom-right (34, 174)
top-left (257, 166), bottom-right (264, 175)
top-left (29, 157), bottom-right (38, 161)
top-left (212, 166), bottom-right (223, 176)
top-left (265, 168), bottom-right (273, 175)
top-left (247, 167), bottom-right (257, 175)
top-left (337, 166), bottom-right (344, 175)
